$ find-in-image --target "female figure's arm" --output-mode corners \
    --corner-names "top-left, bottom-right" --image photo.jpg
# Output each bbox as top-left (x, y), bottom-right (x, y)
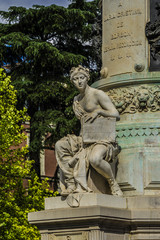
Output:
top-left (85, 90), bottom-right (120, 123)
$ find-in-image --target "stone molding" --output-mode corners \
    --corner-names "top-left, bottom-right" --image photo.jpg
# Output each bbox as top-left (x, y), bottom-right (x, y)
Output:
top-left (116, 126), bottom-right (160, 138)
top-left (48, 232), bottom-right (88, 240)
top-left (29, 195), bottom-right (160, 240)
top-left (107, 84), bottom-right (160, 114)
top-left (92, 72), bottom-right (160, 90)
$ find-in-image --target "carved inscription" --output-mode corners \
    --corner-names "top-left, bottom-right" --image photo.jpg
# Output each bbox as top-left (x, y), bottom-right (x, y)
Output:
top-left (104, 9), bottom-right (142, 22)
top-left (102, 0), bottom-right (147, 76)
top-left (104, 40), bottom-right (142, 53)
top-left (111, 31), bottom-right (131, 40)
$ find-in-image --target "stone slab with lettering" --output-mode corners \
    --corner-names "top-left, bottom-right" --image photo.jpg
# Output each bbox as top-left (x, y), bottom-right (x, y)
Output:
top-left (102, 0), bottom-right (149, 77)
top-left (82, 117), bottom-right (116, 144)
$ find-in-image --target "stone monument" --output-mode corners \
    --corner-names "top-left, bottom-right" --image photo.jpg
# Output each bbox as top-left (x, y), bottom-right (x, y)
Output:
top-left (29, 1), bottom-right (160, 239)
top-left (55, 65), bottom-right (122, 204)
top-left (92, 0), bottom-right (160, 197)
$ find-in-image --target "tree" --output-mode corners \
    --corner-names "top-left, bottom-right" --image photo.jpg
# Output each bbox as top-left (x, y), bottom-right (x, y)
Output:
top-left (68, 0), bottom-right (102, 67)
top-left (0, 0), bottom-right (101, 176)
top-left (0, 69), bottom-right (54, 239)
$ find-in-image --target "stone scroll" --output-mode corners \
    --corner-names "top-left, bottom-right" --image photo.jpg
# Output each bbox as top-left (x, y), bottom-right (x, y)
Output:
top-left (102, 0), bottom-right (149, 77)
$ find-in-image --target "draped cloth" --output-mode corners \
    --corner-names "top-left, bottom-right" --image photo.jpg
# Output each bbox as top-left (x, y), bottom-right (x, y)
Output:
top-left (55, 100), bottom-right (118, 193)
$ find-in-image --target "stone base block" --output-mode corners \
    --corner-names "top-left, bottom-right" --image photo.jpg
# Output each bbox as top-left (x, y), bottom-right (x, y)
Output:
top-left (28, 194), bottom-right (160, 240)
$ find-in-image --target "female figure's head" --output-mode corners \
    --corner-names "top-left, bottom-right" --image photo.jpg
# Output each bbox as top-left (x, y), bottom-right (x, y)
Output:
top-left (70, 65), bottom-right (90, 92)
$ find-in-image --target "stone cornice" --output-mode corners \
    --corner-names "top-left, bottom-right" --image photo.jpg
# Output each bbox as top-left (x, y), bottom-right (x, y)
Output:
top-left (92, 72), bottom-right (160, 91)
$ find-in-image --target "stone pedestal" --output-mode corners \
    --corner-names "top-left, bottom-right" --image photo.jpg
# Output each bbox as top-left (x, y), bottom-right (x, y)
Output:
top-left (28, 193), bottom-right (160, 240)
top-left (91, 0), bottom-right (160, 197)
top-left (93, 73), bottom-right (160, 196)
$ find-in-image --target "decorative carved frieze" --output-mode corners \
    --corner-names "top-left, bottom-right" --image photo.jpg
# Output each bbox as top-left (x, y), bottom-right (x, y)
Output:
top-left (116, 126), bottom-right (160, 139)
top-left (108, 85), bottom-right (160, 114)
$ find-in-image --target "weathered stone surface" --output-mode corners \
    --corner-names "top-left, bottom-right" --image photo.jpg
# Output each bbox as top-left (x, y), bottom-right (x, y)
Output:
top-left (82, 117), bottom-right (116, 143)
top-left (115, 113), bottom-right (160, 196)
top-left (45, 193), bottom-right (126, 210)
top-left (127, 196), bottom-right (160, 209)
top-left (29, 195), bottom-right (160, 240)
top-left (87, 166), bottom-right (110, 194)
top-left (102, 0), bottom-right (149, 77)
top-left (48, 232), bottom-right (88, 240)
top-left (92, 72), bottom-right (160, 91)
top-left (41, 234), bottom-right (48, 240)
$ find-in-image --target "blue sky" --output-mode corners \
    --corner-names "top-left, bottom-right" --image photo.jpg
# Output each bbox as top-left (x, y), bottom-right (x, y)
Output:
top-left (0, 0), bottom-right (70, 10)
top-left (0, 0), bottom-right (92, 23)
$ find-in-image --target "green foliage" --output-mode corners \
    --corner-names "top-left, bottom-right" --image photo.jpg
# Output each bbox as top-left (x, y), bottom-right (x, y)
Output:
top-left (0, 69), bottom-right (55, 239)
top-left (0, 1), bottom-right (101, 175)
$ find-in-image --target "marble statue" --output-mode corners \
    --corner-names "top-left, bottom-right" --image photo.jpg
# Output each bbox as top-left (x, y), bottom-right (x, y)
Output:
top-left (55, 65), bottom-right (123, 197)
